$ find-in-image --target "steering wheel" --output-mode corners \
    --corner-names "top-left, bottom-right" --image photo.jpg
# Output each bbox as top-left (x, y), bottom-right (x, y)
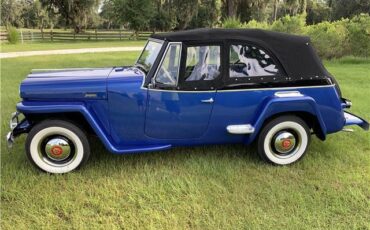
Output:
top-left (233, 59), bottom-right (243, 65)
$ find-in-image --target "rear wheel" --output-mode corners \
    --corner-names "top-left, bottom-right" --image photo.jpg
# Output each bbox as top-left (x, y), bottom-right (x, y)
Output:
top-left (25, 120), bottom-right (90, 173)
top-left (257, 116), bottom-right (311, 165)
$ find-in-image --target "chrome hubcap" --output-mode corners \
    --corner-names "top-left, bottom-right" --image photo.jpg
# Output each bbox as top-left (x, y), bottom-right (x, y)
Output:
top-left (44, 138), bottom-right (71, 161)
top-left (273, 131), bottom-right (296, 154)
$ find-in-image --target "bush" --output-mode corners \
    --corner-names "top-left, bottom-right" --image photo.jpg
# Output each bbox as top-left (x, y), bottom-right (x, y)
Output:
top-left (7, 27), bottom-right (20, 44)
top-left (222, 17), bottom-right (242, 29)
top-left (244, 20), bottom-right (270, 29)
top-left (346, 14), bottom-right (370, 57)
top-left (305, 20), bottom-right (349, 59)
top-left (221, 13), bottom-right (369, 59)
top-left (271, 14), bottom-right (306, 34)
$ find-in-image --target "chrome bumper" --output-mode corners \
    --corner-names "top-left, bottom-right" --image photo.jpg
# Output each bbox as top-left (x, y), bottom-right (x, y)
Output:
top-left (6, 132), bottom-right (15, 148)
top-left (344, 111), bottom-right (369, 131)
top-left (6, 112), bottom-right (20, 148)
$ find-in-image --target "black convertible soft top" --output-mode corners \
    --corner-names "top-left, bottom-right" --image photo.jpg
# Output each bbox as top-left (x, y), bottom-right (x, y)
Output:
top-left (151, 28), bottom-right (331, 79)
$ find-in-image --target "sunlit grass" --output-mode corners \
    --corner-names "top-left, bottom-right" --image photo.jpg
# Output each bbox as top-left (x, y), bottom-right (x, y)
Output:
top-left (0, 40), bottom-right (146, 53)
top-left (1, 53), bottom-right (369, 229)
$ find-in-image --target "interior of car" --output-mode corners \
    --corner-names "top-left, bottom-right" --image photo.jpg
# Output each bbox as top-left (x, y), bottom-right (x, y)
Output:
top-left (229, 44), bottom-right (279, 78)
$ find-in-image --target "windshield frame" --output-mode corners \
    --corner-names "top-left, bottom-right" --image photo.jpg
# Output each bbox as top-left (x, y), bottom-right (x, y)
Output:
top-left (135, 38), bottom-right (164, 74)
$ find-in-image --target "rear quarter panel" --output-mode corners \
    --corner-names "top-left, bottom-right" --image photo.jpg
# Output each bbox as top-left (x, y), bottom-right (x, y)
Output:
top-left (205, 85), bottom-right (344, 144)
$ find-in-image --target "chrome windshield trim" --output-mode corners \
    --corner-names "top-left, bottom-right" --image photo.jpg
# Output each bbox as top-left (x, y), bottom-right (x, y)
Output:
top-left (135, 38), bottom-right (164, 71)
top-left (137, 39), bottom-right (164, 89)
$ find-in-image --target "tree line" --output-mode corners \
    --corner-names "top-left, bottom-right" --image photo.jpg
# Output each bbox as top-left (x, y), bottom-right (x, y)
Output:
top-left (1, 0), bottom-right (369, 34)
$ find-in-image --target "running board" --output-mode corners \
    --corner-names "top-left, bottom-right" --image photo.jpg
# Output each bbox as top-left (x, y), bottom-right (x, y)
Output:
top-left (226, 124), bottom-right (255, 134)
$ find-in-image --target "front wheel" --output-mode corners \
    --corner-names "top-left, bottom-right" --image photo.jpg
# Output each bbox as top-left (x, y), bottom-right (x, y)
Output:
top-left (257, 116), bottom-right (311, 165)
top-left (25, 120), bottom-right (90, 173)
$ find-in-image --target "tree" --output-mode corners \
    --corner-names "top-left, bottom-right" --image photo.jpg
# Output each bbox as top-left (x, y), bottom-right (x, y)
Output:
top-left (249, 0), bottom-right (273, 22)
top-left (113, 0), bottom-right (154, 37)
top-left (306, 0), bottom-right (331, 24)
top-left (221, 0), bottom-right (237, 18)
top-left (331, 0), bottom-right (370, 21)
top-left (21, 0), bottom-right (38, 28)
top-left (170, 0), bottom-right (199, 30)
top-left (1, 0), bottom-right (25, 27)
top-left (100, 0), bottom-right (116, 29)
top-left (148, 0), bottom-right (174, 32)
top-left (40, 0), bottom-right (100, 33)
top-left (190, 0), bottom-right (221, 28)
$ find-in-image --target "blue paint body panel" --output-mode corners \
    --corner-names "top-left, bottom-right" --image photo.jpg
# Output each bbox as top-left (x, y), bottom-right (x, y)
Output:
top-left (15, 66), bottom-right (367, 155)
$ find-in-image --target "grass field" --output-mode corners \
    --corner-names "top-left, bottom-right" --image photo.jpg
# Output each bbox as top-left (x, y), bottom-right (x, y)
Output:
top-left (0, 40), bottom-right (146, 53)
top-left (1, 52), bottom-right (369, 229)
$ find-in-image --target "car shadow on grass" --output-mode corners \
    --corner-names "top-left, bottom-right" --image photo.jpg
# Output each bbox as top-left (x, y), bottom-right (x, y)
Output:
top-left (86, 136), bottom-right (263, 170)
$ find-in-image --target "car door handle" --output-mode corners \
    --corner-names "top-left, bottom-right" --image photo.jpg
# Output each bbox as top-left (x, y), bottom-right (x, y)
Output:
top-left (201, 98), bottom-right (214, 103)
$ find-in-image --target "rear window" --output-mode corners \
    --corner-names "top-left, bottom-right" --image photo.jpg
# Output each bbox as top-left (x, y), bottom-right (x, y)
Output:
top-left (229, 44), bottom-right (280, 78)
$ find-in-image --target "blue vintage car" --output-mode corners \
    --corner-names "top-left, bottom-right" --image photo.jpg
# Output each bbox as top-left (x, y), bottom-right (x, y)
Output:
top-left (7, 29), bottom-right (369, 173)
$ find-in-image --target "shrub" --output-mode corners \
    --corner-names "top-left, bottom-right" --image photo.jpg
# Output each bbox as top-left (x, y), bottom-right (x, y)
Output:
top-left (220, 13), bottom-right (369, 59)
top-left (305, 21), bottom-right (349, 59)
top-left (7, 27), bottom-right (20, 44)
top-left (346, 14), bottom-right (370, 57)
top-left (244, 20), bottom-right (270, 29)
top-left (271, 14), bottom-right (306, 34)
top-left (222, 17), bottom-right (242, 29)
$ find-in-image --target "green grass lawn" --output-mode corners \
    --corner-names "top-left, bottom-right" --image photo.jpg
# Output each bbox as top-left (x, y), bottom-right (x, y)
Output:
top-left (0, 40), bottom-right (146, 53)
top-left (1, 53), bottom-right (369, 229)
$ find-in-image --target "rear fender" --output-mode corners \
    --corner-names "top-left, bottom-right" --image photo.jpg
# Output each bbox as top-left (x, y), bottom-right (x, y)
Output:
top-left (247, 95), bottom-right (327, 143)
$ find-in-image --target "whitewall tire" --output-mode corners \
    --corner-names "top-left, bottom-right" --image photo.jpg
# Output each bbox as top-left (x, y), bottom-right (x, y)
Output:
top-left (26, 120), bottom-right (90, 173)
top-left (257, 116), bottom-right (311, 165)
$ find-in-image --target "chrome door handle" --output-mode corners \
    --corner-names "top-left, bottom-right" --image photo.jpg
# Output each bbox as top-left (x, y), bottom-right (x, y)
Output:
top-left (201, 98), bottom-right (214, 103)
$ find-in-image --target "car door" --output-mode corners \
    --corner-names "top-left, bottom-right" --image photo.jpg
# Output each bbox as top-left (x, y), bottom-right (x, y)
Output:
top-left (206, 41), bottom-right (285, 141)
top-left (145, 42), bottom-right (222, 139)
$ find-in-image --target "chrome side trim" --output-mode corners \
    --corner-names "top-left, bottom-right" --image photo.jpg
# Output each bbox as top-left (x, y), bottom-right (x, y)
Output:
top-left (274, 91), bottom-right (303, 97)
top-left (227, 124), bottom-right (255, 134)
top-left (341, 128), bottom-right (354, 132)
top-left (141, 84), bottom-right (335, 93)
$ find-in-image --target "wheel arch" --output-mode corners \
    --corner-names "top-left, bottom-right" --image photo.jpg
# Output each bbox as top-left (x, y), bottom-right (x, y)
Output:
top-left (247, 97), bottom-right (328, 143)
top-left (16, 102), bottom-right (115, 153)
top-left (25, 112), bottom-right (95, 136)
top-left (256, 111), bottom-right (325, 141)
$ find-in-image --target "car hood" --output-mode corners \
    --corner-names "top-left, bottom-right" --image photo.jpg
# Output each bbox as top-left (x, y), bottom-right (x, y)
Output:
top-left (26, 67), bottom-right (113, 80)
top-left (20, 67), bottom-right (143, 100)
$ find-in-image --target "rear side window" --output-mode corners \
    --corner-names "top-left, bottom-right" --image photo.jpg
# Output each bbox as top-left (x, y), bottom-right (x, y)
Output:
top-left (229, 44), bottom-right (279, 78)
top-left (184, 46), bottom-right (221, 81)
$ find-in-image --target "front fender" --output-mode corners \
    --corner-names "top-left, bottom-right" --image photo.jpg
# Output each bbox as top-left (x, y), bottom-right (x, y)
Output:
top-left (16, 101), bottom-right (172, 154)
top-left (247, 95), bottom-right (327, 143)
top-left (16, 101), bottom-right (114, 151)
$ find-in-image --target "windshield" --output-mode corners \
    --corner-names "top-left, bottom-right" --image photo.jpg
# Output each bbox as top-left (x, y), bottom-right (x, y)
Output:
top-left (135, 40), bottom-right (163, 74)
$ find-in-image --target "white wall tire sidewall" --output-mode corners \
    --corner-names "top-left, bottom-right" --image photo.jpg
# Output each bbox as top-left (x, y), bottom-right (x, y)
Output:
top-left (263, 121), bottom-right (308, 165)
top-left (29, 127), bottom-right (84, 174)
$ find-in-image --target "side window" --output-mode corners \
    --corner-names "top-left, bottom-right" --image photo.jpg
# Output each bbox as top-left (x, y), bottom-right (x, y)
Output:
top-left (229, 44), bottom-right (279, 78)
top-left (185, 46), bottom-right (221, 82)
top-left (155, 43), bottom-right (181, 86)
